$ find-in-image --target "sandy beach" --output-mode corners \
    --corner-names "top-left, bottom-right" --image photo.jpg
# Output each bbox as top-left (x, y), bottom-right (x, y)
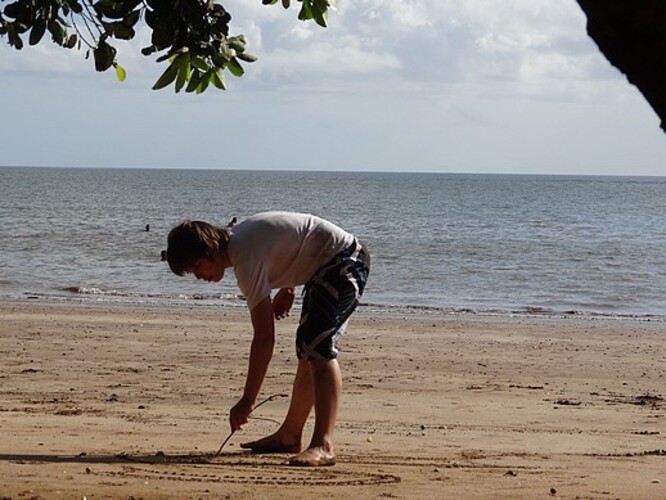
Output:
top-left (0, 301), bottom-right (664, 499)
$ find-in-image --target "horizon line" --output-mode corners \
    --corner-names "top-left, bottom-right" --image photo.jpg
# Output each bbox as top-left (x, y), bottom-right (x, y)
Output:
top-left (1, 164), bottom-right (664, 179)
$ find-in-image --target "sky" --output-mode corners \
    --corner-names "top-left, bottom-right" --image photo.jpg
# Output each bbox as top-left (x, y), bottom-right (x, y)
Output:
top-left (1, 0), bottom-right (665, 175)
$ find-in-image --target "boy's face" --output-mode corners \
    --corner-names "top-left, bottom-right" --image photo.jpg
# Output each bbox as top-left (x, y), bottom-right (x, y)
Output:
top-left (189, 255), bottom-right (225, 283)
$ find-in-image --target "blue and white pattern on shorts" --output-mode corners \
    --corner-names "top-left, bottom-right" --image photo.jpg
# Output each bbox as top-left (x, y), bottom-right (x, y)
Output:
top-left (296, 239), bottom-right (370, 360)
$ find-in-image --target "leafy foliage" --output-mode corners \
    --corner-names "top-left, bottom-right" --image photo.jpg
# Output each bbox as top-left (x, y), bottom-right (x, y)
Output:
top-left (262, 0), bottom-right (331, 28)
top-left (0, 0), bottom-right (332, 93)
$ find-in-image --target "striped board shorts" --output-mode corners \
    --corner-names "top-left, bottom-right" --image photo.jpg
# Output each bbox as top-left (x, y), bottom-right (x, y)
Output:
top-left (296, 239), bottom-right (371, 360)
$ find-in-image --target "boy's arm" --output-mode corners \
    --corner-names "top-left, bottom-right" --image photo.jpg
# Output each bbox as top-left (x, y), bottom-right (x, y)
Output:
top-left (229, 296), bottom-right (275, 431)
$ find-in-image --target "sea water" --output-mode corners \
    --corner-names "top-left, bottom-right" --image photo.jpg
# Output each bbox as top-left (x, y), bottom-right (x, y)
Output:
top-left (1, 167), bottom-right (665, 319)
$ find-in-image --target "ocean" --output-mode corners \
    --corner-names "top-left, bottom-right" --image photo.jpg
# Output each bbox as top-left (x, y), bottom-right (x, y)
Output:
top-left (1, 167), bottom-right (665, 320)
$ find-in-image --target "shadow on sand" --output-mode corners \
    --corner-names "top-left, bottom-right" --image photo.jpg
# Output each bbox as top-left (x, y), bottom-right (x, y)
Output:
top-left (0, 451), bottom-right (268, 466)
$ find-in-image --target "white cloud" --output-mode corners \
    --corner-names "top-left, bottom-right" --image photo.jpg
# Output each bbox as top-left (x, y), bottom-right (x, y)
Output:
top-left (2, 0), bottom-right (663, 175)
top-left (0, 42), bottom-right (89, 76)
top-left (219, 0), bottom-right (618, 100)
top-left (255, 37), bottom-right (400, 81)
top-left (383, 1), bottom-right (434, 29)
top-left (0, 0), bottom-right (612, 94)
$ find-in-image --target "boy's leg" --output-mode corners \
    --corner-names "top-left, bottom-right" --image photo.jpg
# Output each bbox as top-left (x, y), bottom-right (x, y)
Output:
top-left (240, 359), bottom-right (313, 453)
top-left (289, 358), bottom-right (341, 466)
top-left (287, 240), bottom-right (369, 466)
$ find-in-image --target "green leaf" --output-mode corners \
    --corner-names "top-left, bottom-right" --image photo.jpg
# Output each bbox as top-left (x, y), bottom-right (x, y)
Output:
top-left (172, 53), bottom-right (188, 67)
top-left (29, 20), bottom-right (46, 46)
top-left (141, 45), bottom-right (157, 56)
top-left (64, 33), bottom-right (77, 49)
top-left (185, 70), bottom-right (201, 93)
top-left (218, 41), bottom-right (234, 62)
top-left (227, 58), bottom-right (244, 77)
top-left (312, 0), bottom-right (329, 27)
top-left (196, 75), bottom-right (210, 94)
top-left (236, 52), bottom-right (257, 63)
top-left (68, 1), bottom-right (84, 14)
top-left (298, 0), bottom-right (313, 21)
top-left (114, 63), bottom-right (126, 82)
top-left (314, 11), bottom-right (328, 27)
top-left (93, 39), bottom-right (117, 71)
top-left (102, 20), bottom-right (134, 40)
top-left (281, 0), bottom-right (291, 8)
top-left (151, 25), bottom-right (174, 49)
top-left (3, 2), bottom-right (22, 19)
top-left (94, 0), bottom-right (136, 19)
top-left (7, 27), bottom-right (24, 50)
top-left (47, 18), bottom-right (65, 46)
top-left (126, 9), bottom-right (140, 27)
top-left (175, 60), bottom-right (190, 93)
top-left (210, 68), bottom-right (226, 90)
top-left (152, 60), bottom-right (179, 90)
top-left (191, 56), bottom-right (208, 71)
top-left (228, 35), bottom-right (246, 52)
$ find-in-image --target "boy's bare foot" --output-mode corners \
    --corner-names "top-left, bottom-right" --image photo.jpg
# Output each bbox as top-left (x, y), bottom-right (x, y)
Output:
top-left (240, 433), bottom-right (301, 454)
top-left (288, 446), bottom-right (336, 467)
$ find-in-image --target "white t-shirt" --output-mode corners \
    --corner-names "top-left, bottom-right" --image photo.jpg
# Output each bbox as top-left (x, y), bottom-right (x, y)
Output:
top-left (227, 212), bottom-right (355, 311)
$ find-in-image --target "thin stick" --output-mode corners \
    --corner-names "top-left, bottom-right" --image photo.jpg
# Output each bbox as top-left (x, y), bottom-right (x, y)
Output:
top-left (213, 393), bottom-right (287, 457)
top-left (213, 431), bottom-right (235, 457)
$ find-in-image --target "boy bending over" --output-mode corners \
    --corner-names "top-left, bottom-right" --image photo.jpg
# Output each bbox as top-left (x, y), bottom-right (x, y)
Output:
top-left (166, 211), bottom-right (370, 466)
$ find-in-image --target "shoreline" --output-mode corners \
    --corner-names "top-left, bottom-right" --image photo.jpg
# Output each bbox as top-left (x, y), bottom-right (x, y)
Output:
top-left (1, 300), bottom-right (664, 498)
top-left (5, 294), bottom-right (666, 325)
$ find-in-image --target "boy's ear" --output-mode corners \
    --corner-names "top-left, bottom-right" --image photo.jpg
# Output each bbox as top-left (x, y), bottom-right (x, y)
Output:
top-left (160, 250), bottom-right (167, 262)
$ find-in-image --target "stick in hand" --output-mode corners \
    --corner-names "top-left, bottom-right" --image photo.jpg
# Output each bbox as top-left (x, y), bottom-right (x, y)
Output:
top-left (213, 393), bottom-right (287, 457)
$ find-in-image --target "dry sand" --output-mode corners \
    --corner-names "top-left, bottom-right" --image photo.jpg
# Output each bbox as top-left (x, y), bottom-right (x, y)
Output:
top-left (0, 301), bottom-right (664, 499)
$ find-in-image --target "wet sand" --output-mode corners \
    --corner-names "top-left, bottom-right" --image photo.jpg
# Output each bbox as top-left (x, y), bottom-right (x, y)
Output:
top-left (0, 301), bottom-right (664, 499)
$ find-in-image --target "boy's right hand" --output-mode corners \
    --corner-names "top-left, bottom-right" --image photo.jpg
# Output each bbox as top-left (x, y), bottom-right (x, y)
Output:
top-left (272, 288), bottom-right (295, 320)
top-left (229, 396), bottom-right (254, 432)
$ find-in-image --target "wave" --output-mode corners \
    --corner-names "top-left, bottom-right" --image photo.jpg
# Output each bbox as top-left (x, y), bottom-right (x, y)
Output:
top-left (59, 286), bottom-right (245, 303)
top-left (10, 288), bottom-right (664, 323)
top-left (359, 302), bottom-right (666, 322)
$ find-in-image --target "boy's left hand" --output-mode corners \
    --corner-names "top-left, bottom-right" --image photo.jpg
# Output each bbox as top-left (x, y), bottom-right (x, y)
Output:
top-left (229, 396), bottom-right (254, 432)
top-left (272, 288), bottom-right (295, 320)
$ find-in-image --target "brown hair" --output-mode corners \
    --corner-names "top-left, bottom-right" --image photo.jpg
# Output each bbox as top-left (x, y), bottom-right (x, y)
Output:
top-left (166, 220), bottom-right (230, 276)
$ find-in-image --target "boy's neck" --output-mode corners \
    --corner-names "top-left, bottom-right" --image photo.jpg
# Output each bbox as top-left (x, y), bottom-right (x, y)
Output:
top-left (217, 246), bottom-right (232, 269)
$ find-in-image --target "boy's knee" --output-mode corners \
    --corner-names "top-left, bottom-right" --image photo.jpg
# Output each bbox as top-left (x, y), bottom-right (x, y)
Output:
top-left (308, 358), bottom-right (338, 375)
